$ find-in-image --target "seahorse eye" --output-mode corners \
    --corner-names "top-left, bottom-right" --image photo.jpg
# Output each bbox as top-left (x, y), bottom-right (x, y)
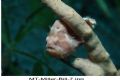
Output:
top-left (56, 26), bottom-right (60, 29)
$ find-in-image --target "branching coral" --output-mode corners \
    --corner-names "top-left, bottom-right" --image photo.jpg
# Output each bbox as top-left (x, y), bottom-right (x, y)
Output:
top-left (42, 0), bottom-right (119, 76)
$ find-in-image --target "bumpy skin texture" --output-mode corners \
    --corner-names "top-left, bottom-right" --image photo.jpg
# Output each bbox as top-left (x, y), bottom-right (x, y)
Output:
top-left (46, 20), bottom-right (81, 58)
top-left (46, 18), bottom-right (95, 59)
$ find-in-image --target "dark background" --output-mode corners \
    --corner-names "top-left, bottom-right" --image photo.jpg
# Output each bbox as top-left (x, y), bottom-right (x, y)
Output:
top-left (2, 0), bottom-right (120, 76)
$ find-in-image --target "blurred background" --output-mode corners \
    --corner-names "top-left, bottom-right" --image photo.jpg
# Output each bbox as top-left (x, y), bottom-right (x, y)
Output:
top-left (2, 0), bottom-right (120, 76)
